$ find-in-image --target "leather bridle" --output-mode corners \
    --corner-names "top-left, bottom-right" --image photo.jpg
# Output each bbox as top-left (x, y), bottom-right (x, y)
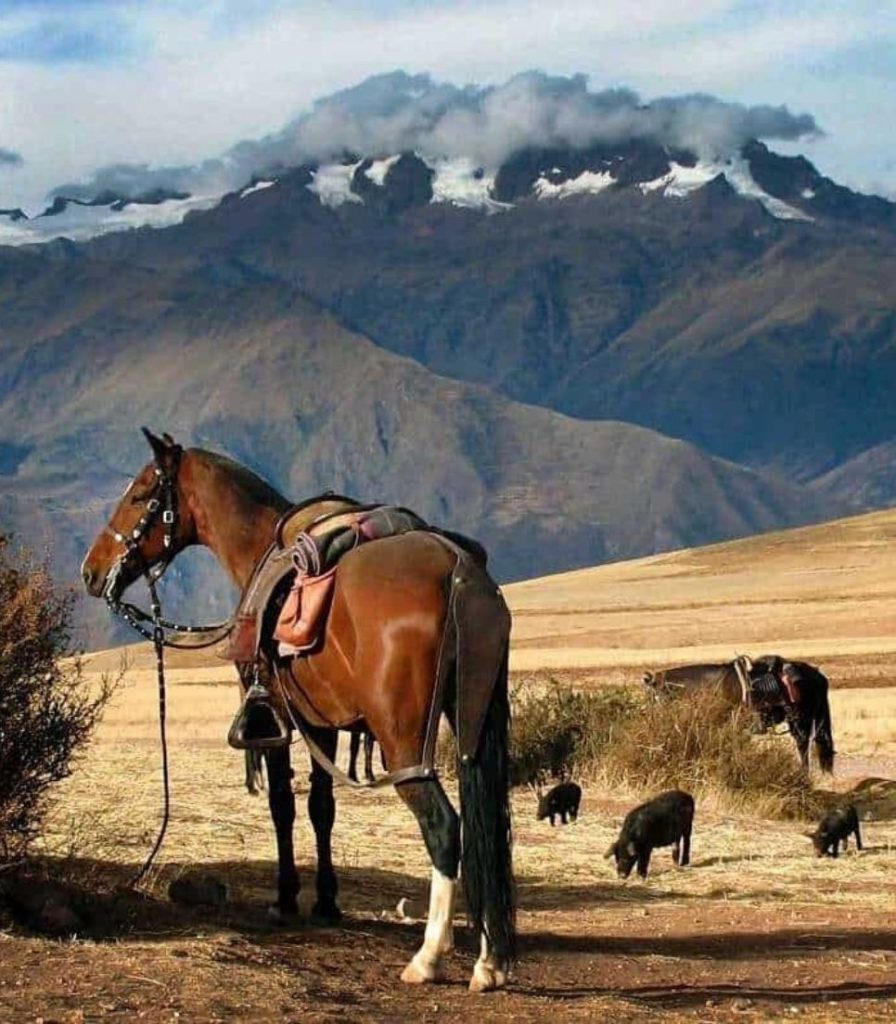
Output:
top-left (103, 451), bottom-right (181, 600)
top-left (101, 449), bottom-right (232, 650)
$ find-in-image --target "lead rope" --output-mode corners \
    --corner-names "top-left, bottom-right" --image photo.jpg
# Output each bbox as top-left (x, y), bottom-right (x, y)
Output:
top-left (129, 575), bottom-right (171, 886)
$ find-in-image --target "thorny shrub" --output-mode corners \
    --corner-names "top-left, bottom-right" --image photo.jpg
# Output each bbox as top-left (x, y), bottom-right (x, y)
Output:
top-left (0, 538), bottom-right (114, 859)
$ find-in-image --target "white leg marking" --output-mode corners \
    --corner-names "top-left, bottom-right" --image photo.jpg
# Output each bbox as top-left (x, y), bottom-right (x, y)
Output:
top-left (469, 932), bottom-right (509, 993)
top-left (400, 868), bottom-right (456, 984)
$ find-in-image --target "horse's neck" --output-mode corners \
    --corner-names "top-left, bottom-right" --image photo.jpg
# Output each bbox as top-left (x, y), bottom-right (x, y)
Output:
top-left (184, 454), bottom-right (286, 589)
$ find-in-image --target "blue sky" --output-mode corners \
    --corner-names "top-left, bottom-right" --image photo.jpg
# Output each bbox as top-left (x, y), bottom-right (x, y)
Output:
top-left (0, 0), bottom-right (893, 210)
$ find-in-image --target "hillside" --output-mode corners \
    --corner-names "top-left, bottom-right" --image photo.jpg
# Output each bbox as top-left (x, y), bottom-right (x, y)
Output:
top-left (505, 505), bottom-right (896, 674)
top-left (84, 504), bottom-right (896, 684)
top-left (1, 265), bottom-right (833, 646)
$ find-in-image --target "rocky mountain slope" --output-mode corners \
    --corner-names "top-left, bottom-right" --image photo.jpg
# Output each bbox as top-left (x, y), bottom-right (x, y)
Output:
top-left (0, 257), bottom-right (836, 644)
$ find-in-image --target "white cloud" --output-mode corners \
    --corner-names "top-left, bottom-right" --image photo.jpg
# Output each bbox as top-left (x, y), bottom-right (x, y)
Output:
top-left (0, 0), bottom-right (892, 210)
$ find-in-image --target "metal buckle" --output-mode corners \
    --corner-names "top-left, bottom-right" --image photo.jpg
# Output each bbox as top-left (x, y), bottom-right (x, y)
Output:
top-left (162, 510), bottom-right (175, 525)
top-left (147, 498), bottom-right (160, 513)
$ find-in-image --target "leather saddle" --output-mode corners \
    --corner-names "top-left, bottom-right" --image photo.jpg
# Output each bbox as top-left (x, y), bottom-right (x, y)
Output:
top-left (223, 499), bottom-right (430, 664)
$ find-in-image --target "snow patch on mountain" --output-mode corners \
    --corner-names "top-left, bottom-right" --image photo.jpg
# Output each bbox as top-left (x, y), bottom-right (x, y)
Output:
top-left (430, 158), bottom-right (508, 211)
top-left (240, 179), bottom-right (276, 198)
top-left (0, 193), bottom-right (220, 245)
top-left (535, 170), bottom-right (615, 200)
top-left (307, 163), bottom-right (363, 208)
top-left (641, 157), bottom-right (812, 221)
top-left (364, 155), bottom-right (401, 186)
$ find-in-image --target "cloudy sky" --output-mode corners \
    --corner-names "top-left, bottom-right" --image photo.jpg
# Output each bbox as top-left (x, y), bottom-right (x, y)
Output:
top-left (0, 0), bottom-right (893, 212)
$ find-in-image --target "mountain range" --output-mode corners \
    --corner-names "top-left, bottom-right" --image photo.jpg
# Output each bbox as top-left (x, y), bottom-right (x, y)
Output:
top-left (1, 71), bottom-right (893, 646)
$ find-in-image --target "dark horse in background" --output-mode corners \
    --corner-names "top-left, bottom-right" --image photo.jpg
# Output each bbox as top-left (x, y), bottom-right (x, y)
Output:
top-left (643, 654), bottom-right (835, 772)
top-left (81, 430), bottom-right (515, 992)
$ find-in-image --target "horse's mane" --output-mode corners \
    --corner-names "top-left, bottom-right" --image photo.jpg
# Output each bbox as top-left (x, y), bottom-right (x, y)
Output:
top-left (193, 448), bottom-right (292, 513)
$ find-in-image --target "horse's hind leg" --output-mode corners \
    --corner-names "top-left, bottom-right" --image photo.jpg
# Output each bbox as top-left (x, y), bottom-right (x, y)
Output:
top-left (306, 726), bottom-right (342, 923)
top-left (264, 745), bottom-right (299, 919)
top-left (396, 777), bottom-right (460, 984)
top-left (348, 731), bottom-right (361, 783)
top-left (788, 713), bottom-right (811, 770)
top-left (364, 732), bottom-right (376, 783)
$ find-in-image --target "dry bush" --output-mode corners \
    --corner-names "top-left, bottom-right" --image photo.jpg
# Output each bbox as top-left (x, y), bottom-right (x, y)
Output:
top-left (507, 679), bottom-right (638, 788)
top-left (0, 538), bottom-right (114, 860)
top-left (437, 674), bottom-right (821, 819)
top-left (597, 687), bottom-right (824, 820)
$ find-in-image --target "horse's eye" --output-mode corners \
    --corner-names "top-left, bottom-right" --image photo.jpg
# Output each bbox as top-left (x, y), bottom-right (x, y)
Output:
top-left (130, 491), bottom-right (153, 504)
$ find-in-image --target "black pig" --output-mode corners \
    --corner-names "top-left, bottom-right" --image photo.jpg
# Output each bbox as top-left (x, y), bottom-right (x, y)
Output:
top-left (605, 789), bottom-right (695, 878)
top-left (536, 781), bottom-right (582, 826)
top-left (807, 804), bottom-right (862, 857)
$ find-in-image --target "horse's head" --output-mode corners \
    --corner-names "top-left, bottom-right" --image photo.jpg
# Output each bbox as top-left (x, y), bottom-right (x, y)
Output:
top-left (81, 428), bottom-right (195, 603)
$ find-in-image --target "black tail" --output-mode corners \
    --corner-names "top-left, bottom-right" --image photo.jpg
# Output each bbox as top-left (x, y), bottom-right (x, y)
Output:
top-left (457, 649), bottom-right (516, 963)
top-left (812, 684), bottom-right (835, 773)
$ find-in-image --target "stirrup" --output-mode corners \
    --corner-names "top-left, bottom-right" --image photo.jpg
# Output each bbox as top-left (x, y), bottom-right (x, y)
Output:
top-left (228, 682), bottom-right (290, 750)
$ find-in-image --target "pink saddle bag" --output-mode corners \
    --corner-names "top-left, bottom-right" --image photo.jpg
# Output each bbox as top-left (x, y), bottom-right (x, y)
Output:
top-left (273, 567), bottom-right (338, 653)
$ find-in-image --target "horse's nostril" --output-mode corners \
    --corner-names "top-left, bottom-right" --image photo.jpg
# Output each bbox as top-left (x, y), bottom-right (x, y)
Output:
top-left (82, 567), bottom-right (96, 590)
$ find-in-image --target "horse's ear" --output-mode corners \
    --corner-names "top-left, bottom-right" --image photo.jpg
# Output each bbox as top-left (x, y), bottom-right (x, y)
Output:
top-left (141, 427), bottom-right (180, 467)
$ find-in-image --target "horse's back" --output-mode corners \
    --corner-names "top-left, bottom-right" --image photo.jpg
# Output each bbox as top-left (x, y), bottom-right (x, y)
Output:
top-left (657, 663), bottom-right (733, 686)
top-left (290, 530), bottom-right (486, 728)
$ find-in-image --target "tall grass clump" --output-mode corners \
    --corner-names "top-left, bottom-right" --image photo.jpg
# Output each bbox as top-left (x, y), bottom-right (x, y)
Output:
top-left (0, 539), bottom-right (114, 860)
top-left (600, 687), bottom-right (823, 820)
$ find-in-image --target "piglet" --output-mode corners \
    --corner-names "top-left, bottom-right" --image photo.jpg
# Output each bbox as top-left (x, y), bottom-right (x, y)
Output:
top-left (536, 781), bottom-right (582, 826)
top-left (605, 789), bottom-right (695, 878)
top-left (807, 804), bottom-right (862, 857)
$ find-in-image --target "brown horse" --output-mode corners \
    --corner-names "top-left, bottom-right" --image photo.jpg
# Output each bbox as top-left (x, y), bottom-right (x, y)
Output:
top-left (643, 656), bottom-right (835, 772)
top-left (81, 430), bottom-right (515, 992)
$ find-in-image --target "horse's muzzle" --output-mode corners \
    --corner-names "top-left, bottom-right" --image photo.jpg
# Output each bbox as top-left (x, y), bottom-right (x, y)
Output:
top-left (82, 564), bottom-right (103, 597)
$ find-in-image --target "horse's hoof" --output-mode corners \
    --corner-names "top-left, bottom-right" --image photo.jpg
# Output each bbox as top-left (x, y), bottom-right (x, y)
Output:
top-left (310, 902), bottom-right (343, 926)
top-left (469, 963), bottom-right (507, 993)
top-left (400, 956), bottom-right (443, 985)
top-left (266, 903), bottom-right (299, 925)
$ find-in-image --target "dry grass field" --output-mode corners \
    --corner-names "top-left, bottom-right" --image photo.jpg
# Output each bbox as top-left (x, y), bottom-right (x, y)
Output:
top-left (4, 508), bottom-right (896, 1022)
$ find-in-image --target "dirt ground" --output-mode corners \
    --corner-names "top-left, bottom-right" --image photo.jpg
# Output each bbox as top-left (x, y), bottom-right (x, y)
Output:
top-left (2, 670), bottom-right (895, 1023)
top-left (5, 511), bottom-right (896, 1022)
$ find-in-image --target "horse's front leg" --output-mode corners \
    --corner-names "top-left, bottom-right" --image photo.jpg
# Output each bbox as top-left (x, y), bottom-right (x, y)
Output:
top-left (306, 725), bottom-right (342, 923)
top-left (264, 744), bottom-right (299, 920)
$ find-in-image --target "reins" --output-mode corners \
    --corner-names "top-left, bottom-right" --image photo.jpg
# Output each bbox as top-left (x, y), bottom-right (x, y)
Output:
top-left (128, 576), bottom-right (170, 886)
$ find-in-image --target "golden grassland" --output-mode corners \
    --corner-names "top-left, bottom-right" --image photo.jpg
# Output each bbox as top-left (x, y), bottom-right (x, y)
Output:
top-left (64, 506), bottom-right (896, 875)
